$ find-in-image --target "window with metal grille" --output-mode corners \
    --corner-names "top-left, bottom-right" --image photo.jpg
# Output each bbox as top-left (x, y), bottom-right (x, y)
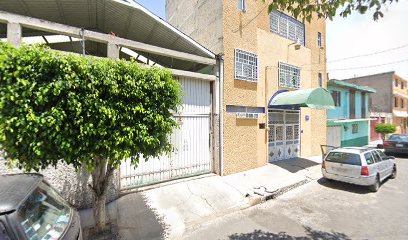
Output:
top-left (401, 99), bottom-right (404, 108)
top-left (395, 97), bottom-right (398, 107)
top-left (278, 62), bottom-right (301, 89)
top-left (234, 49), bottom-right (258, 82)
top-left (352, 124), bottom-right (358, 134)
top-left (270, 10), bottom-right (305, 46)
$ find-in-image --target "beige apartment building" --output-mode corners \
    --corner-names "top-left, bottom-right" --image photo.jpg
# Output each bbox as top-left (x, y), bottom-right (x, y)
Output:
top-left (344, 72), bottom-right (408, 140)
top-left (166, 0), bottom-right (332, 175)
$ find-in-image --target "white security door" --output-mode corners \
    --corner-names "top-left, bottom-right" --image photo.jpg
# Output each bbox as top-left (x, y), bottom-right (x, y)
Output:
top-left (285, 111), bottom-right (300, 159)
top-left (268, 110), bottom-right (300, 162)
top-left (119, 77), bottom-right (212, 189)
top-left (327, 126), bottom-right (342, 147)
top-left (268, 110), bottom-right (285, 162)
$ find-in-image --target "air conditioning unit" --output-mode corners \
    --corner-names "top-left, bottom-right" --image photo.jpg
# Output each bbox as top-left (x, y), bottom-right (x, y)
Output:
top-left (236, 112), bottom-right (259, 119)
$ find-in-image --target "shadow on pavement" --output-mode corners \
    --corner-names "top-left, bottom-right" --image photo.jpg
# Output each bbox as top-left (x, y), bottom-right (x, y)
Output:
top-left (116, 192), bottom-right (166, 240)
top-left (317, 177), bottom-right (372, 194)
top-left (271, 158), bottom-right (319, 173)
top-left (228, 226), bottom-right (351, 240)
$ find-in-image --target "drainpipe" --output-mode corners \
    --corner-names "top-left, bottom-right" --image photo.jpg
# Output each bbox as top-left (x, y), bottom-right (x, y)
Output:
top-left (265, 66), bottom-right (271, 163)
top-left (218, 54), bottom-right (224, 176)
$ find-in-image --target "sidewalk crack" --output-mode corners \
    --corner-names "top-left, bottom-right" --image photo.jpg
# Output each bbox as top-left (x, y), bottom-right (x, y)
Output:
top-left (186, 183), bottom-right (216, 211)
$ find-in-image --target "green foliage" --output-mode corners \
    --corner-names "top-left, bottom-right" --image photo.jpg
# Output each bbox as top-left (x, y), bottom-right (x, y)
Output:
top-left (0, 43), bottom-right (182, 172)
top-left (375, 123), bottom-right (396, 135)
top-left (263, 0), bottom-right (398, 22)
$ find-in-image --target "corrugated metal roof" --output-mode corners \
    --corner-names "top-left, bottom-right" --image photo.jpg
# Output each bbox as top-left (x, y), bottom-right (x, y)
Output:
top-left (0, 0), bottom-right (215, 71)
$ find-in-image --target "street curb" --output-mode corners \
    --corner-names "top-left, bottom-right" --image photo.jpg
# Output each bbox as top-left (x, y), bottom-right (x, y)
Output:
top-left (186, 178), bottom-right (311, 232)
top-left (249, 179), bottom-right (310, 205)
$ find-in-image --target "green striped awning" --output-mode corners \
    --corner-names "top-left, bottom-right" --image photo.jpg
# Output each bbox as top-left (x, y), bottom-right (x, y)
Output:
top-left (268, 88), bottom-right (335, 110)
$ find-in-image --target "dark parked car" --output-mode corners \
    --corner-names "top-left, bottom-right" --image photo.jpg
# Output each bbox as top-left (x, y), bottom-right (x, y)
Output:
top-left (383, 134), bottom-right (408, 155)
top-left (0, 173), bottom-right (82, 240)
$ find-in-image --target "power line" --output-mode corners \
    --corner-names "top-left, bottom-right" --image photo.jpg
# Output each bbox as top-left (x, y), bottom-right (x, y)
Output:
top-left (328, 58), bottom-right (408, 71)
top-left (327, 43), bottom-right (408, 63)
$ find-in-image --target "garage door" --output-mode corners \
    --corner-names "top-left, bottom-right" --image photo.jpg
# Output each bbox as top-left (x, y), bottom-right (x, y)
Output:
top-left (327, 126), bottom-right (342, 148)
top-left (119, 76), bottom-right (212, 189)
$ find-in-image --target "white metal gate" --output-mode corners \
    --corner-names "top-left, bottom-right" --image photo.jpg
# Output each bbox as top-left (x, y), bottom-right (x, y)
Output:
top-left (119, 77), bottom-right (212, 189)
top-left (268, 110), bottom-right (300, 162)
top-left (327, 126), bottom-right (342, 148)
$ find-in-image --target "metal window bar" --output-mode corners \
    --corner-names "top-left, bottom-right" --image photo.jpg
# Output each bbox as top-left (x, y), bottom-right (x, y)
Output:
top-left (234, 49), bottom-right (258, 82)
top-left (278, 62), bottom-right (301, 89)
top-left (270, 10), bottom-right (305, 46)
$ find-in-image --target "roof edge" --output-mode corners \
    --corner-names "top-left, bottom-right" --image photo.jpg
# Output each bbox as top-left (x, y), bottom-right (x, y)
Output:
top-left (114, 0), bottom-right (216, 59)
top-left (328, 79), bottom-right (376, 93)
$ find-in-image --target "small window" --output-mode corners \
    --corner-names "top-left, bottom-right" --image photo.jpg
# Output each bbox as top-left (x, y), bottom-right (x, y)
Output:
top-left (401, 81), bottom-right (404, 89)
top-left (318, 32), bottom-right (322, 48)
top-left (331, 91), bottom-right (341, 107)
top-left (234, 49), bottom-right (258, 82)
top-left (318, 73), bottom-right (323, 87)
top-left (226, 105), bottom-right (265, 113)
top-left (401, 99), bottom-right (404, 108)
top-left (395, 79), bottom-right (398, 87)
top-left (352, 123), bottom-right (358, 134)
top-left (325, 152), bottom-right (361, 166)
top-left (278, 62), bottom-right (301, 89)
top-left (395, 97), bottom-right (399, 108)
top-left (238, 0), bottom-right (246, 11)
top-left (364, 152), bottom-right (375, 165)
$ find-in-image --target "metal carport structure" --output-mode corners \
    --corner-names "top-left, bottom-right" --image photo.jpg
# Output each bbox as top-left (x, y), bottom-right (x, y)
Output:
top-left (0, 0), bottom-right (222, 189)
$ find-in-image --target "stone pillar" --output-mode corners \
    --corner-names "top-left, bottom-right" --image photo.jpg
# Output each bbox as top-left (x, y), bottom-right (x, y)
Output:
top-left (7, 22), bottom-right (22, 47)
top-left (107, 42), bottom-right (119, 59)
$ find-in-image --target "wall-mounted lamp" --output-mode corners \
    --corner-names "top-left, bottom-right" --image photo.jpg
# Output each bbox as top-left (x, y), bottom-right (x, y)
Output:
top-left (288, 38), bottom-right (302, 50)
top-left (287, 38), bottom-right (301, 62)
top-left (343, 125), bottom-right (349, 131)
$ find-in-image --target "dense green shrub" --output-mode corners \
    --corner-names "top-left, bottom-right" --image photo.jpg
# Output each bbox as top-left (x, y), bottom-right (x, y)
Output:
top-left (0, 42), bottom-right (182, 231)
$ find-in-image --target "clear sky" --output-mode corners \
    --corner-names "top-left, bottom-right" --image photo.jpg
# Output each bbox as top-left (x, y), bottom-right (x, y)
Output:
top-left (136, 0), bottom-right (408, 80)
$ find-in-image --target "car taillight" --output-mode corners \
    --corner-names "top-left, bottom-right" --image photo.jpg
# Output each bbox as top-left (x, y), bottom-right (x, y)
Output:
top-left (383, 141), bottom-right (391, 147)
top-left (361, 166), bottom-right (369, 176)
top-left (322, 160), bottom-right (326, 169)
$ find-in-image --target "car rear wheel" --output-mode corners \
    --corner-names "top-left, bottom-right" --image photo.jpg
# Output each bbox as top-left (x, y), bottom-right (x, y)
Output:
top-left (390, 165), bottom-right (397, 179)
top-left (369, 175), bottom-right (380, 192)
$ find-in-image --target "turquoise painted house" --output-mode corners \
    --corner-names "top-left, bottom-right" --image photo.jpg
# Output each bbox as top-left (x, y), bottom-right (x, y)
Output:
top-left (327, 80), bottom-right (376, 147)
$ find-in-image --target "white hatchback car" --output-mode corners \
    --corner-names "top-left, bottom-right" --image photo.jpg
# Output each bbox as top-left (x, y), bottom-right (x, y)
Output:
top-left (322, 147), bottom-right (397, 192)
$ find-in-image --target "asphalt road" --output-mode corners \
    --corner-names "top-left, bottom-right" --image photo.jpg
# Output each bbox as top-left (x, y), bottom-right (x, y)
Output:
top-left (183, 157), bottom-right (408, 240)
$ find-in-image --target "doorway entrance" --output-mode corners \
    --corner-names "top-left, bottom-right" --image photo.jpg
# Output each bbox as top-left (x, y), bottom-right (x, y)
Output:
top-left (268, 109), bottom-right (300, 162)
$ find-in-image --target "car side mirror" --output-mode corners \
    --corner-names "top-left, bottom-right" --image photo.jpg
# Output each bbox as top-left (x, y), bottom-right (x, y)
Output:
top-left (377, 144), bottom-right (384, 149)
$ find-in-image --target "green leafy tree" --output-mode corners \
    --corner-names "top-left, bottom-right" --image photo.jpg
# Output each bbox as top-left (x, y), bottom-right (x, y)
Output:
top-left (375, 123), bottom-right (396, 142)
top-left (0, 43), bottom-right (182, 232)
top-left (263, 0), bottom-right (399, 22)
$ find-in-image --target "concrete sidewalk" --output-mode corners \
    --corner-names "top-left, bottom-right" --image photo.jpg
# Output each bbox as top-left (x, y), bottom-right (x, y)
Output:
top-left (79, 156), bottom-right (323, 239)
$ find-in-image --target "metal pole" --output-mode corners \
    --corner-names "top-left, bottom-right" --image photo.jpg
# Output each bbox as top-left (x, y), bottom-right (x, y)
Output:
top-left (79, 28), bottom-right (85, 56)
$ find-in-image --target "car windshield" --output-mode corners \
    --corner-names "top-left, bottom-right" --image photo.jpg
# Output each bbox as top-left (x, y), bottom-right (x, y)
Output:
top-left (389, 135), bottom-right (408, 141)
top-left (16, 182), bottom-right (70, 240)
top-left (325, 152), bottom-right (361, 166)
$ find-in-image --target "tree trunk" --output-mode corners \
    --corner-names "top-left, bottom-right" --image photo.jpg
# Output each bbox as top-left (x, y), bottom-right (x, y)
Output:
top-left (90, 157), bottom-right (114, 233)
top-left (93, 192), bottom-right (107, 232)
